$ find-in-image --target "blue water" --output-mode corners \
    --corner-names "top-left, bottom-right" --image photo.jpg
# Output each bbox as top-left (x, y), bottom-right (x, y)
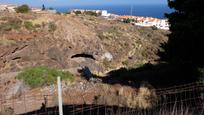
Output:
top-left (54, 4), bottom-right (173, 19)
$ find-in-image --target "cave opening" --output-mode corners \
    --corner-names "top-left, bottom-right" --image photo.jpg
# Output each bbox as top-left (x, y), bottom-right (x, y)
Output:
top-left (71, 53), bottom-right (96, 60)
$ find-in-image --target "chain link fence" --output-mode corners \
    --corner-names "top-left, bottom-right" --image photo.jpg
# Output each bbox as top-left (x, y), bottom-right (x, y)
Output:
top-left (0, 82), bottom-right (204, 115)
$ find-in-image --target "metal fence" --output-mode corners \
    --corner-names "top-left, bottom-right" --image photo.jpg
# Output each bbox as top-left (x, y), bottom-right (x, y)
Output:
top-left (0, 82), bottom-right (204, 115)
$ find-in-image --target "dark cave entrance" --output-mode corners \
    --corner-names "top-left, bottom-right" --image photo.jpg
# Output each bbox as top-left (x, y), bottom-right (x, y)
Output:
top-left (71, 53), bottom-right (96, 60)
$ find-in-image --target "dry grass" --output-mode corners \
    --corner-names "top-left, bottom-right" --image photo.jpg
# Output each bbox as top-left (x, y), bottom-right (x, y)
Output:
top-left (134, 86), bottom-right (157, 109)
top-left (0, 38), bottom-right (16, 45)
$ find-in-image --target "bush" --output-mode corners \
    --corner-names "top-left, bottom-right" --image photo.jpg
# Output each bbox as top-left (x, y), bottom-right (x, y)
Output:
top-left (84, 11), bottom-right (100, 16)
top-left (24, 21), bottom-right (33, 30)
top-left (122, 60), bottom-right (129, 66)
top-left (15, 4), bottom-right (30, 13)
top-left (48, 22), bottom-right (57, 32)
top-left (17, 67), bottom-right (74, 88)
top-left (74, 11), bottom-right (82, 15)
top-left (123, 18), bottom-right (134, 23)
top-left (34, 24), bottom-right (41, 28)
top-left (10, 19), bottom-right (22, 29)
top-left (56, 12), bottom-right (61, 15)
top-left (151, 25), bottom-right (158, 30)
top-left (66, 12), bottom-right (71, 14)
top-left (0, 23), bottom-right (12, 31)
top-left (0, 18), bottom-right (22, 31)
top-left (0, 16), bottom-right (10, 21)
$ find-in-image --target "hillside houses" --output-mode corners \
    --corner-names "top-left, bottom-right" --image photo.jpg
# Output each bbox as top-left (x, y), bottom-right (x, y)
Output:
top-left (118, 15), bottom-right (169, 30)
top-left (70, 9), bottom-right (169, 30)
top-left (71, 9), bottom-right (110, 17)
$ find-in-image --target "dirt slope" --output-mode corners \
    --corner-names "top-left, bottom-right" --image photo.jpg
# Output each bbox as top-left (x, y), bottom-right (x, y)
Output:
top-left (0, 13), bottom-right (168, 74)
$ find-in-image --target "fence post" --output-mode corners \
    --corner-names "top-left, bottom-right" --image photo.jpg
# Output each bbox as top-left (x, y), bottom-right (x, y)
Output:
top-left (57, 76), bottom-right (63, 115)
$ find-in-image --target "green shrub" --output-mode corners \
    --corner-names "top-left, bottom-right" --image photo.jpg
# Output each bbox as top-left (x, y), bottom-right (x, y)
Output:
top-left (10, 19), bottom-right (22, 30)
top-left (0, 24), bottom-right (12, 31)
top-left (122, 60), bottom-right (129, 66)
top-left (17, 67), bottom-right (74, 88)
top-left (84, 11), bottom-right (100, 16)
top-left (66, 12), bottom-right (71, 14)
top-left (34, 24), bottom-right (41, 28)
top-left (56, 12), bottom-right (61, 15)
top-left (74, 11), bottom-right (82, 15)
top-left (49, 7), bottom-right (54, 10)
top-left (24, 21), bottom-right (33, 30)
top-left (123, 18), bottom-right (135, 23)
top-left (0, 16), bottom-right (10, 21)
top-left (0, 18), bottom-right (22, 31)
top-left (151, 25), bottom-right (158, 30)
top-left (48, 22), bottom-right (57, 32)
top-left (15, 4), bottom-right (30, 13)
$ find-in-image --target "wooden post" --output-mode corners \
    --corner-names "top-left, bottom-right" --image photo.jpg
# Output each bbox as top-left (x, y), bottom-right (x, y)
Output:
top-left (57, 77), bottom-right (63, 115)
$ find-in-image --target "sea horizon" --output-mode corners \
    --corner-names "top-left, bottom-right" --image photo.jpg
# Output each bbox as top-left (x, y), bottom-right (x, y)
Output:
top-left (53, 4), bottom-right (173, 19)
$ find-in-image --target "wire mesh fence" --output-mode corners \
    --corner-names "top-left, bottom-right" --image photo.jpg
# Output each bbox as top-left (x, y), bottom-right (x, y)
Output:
top-left (0, 82), bottom-right (203, 115)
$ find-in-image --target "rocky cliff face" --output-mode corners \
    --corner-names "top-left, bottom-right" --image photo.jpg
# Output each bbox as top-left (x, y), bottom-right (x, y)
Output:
top-left (0, 13), bottom-right (168, 74)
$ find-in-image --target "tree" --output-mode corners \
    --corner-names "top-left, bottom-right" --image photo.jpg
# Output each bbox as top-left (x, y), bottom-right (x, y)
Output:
top-left (49, 7), bottom-right (54, 10)
top-left (42, 4), bottom-right (46, 11)
top-left (123, 18), bottom-right (134, 23)
top-left (15, 4), bottom-right (30, 13)
top-left (160, 0), bottom-right (204, 68)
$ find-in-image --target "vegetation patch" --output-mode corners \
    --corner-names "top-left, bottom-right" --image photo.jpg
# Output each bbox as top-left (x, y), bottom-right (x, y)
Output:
top-left (151, 25), bottom-right (158, 30)
top-left (17, 67), bottom-right (74, 88)
top-left (0, 38), bottom-right (16, 46)
top-left (0, 17), bottom-right (22, 31)
top-left (123, 18), bottom-right (135, 23)
top-left (122, 60), bottom-right (129, 66)
top-left (15, 4), bottom-right (30, 13)
top-left (48, 22), bottom-right (57, 32)
top-left (74, 11), bottom-right (82, 15)
top-left (98, 27), bottom-right (123, 40)
top-left (84, 11), bottom-right (101, 16)
top-left (24, 21), bottom-right (34, 30)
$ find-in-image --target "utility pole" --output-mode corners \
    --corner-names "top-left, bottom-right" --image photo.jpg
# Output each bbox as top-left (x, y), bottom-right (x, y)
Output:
top-left (57, 76), bottom-right (63, 115)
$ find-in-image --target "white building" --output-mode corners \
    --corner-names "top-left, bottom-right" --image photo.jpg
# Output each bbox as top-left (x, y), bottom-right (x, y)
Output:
top-left (0, 4), bottom-right (17, 12)
top-left (133, 17), bottom-right (169, 30)
top-left (31, 8), bottom-right (42, 13)
top-left (157, 19), bottom-right (169, 30)
top-left (101, 10), bottom-right (110, 17)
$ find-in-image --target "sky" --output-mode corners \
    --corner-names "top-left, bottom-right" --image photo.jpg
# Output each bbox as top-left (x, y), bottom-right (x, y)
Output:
top-left (0, 0), bottom-right (167, 7)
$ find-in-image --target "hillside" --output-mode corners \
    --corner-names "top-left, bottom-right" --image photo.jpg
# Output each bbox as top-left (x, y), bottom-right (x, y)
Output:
top-left (0, 13), bottom-right (168, 74)
top-left (0, 13), bottom-right (169, 113)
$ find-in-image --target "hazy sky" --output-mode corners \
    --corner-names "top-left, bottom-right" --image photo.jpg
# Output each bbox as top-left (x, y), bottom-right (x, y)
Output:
top-left (1, 0), bottom-right (167, 7)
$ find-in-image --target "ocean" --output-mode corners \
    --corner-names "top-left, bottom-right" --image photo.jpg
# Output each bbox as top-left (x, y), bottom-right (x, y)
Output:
top-left (54, 4), bottom-right (173, 19)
